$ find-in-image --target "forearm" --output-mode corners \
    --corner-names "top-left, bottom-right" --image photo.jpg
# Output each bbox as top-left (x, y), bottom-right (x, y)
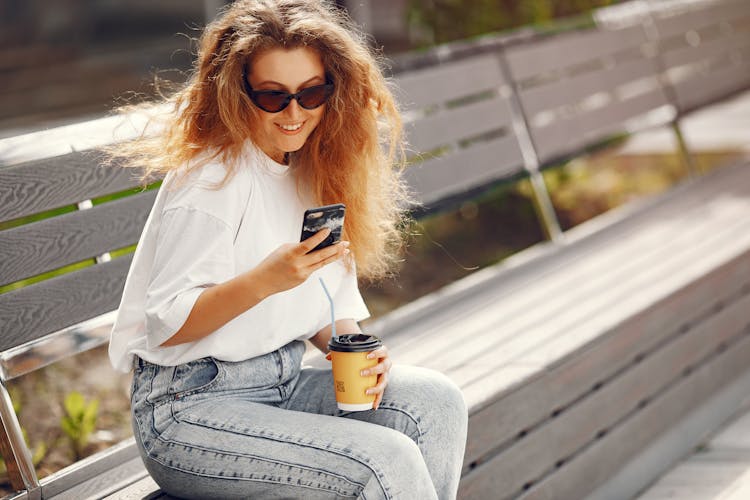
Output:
top-left (161, 268), bottom-right (272, 347)
top-left (309, 319), bottom-right (362, 354)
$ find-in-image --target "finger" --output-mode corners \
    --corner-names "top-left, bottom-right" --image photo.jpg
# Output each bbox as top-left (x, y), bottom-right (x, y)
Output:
top-left (368, 373), bottom-right (388, 410)
top-left (299, 227), bottom-right (331, 254)
top-left (361, 358), bottom-right (391, 376)
top-left (309, 243), bottom-right (350, 270)
top-left (367, 345), bottom-right (389, 360)
top-left (373, 391), bottom-right (383, 410)
top-left (366, 373), bottom-right (388, 395)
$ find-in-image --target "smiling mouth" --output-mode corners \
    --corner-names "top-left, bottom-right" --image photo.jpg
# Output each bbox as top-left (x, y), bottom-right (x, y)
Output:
top-left (277, 122), bottom-right (304, 132)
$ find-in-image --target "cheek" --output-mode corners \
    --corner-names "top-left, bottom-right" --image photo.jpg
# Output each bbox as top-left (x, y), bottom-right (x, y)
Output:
top-left (307, 108), bottom-right (326, 130)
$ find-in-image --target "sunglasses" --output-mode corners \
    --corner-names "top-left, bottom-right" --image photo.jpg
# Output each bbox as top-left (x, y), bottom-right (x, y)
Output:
top-left (243, 67), bottom-right (334, 113)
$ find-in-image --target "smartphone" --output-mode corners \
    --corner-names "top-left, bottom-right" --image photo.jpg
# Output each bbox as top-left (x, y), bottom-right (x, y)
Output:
top-left (300, 203), bottom-right (346, 252)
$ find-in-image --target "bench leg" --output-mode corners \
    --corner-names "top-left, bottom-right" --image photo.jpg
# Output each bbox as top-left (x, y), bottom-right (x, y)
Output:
top-left (0, 379), bottom-right (40, 499)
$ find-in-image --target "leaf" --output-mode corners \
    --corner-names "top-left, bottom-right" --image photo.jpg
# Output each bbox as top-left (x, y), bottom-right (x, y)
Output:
top-left (64, 392), bottom-right (85, 417)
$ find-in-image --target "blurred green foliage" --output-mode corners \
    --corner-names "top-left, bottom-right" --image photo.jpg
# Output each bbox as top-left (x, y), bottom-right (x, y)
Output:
top-left (406, 0), bottom-right (619, 45)
top-left (60, 391), bottom-right (99, 461)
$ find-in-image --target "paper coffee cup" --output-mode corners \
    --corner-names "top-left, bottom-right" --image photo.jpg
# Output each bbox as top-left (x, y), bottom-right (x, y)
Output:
top-left (328, 334), bottom-right (382, 411)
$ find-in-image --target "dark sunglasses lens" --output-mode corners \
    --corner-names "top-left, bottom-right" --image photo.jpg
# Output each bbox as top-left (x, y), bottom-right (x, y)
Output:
top-left (297, 85), bottom-right (332, 109)
top-left (254, 92), bottom-right (289, 113)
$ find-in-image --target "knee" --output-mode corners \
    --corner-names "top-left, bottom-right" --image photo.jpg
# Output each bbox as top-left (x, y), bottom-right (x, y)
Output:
top-left (411, 367), bottom-right (468, 429)
top-left (360, 432), bottom-right (436, 498)
top-left (431, 371), bottom-right (468, 439)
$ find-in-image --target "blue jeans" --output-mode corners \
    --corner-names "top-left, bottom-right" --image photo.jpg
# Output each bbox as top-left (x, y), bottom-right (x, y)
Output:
top-left (131, 340), bottom-right (468, 499)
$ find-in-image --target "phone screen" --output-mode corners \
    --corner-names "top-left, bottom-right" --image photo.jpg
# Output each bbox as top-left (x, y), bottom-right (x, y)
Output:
top-left (300, 203), bottom-right (346, 252)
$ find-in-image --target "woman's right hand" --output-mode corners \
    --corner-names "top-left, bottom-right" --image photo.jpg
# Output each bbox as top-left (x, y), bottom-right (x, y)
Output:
top-left (253, 228), bottom-right (350, 296)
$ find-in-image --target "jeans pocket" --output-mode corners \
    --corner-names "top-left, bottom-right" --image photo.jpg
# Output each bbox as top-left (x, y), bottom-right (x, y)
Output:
top-left (167, 357), bottom-right (221, 399)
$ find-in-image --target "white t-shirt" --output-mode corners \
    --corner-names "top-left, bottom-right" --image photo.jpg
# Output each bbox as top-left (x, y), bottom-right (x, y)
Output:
top-left (108, 142), bottom-right (369, 373)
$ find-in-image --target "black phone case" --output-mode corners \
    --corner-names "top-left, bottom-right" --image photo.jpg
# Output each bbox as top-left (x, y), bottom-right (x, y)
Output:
top-left (300, 203), bottom-right (345, 252)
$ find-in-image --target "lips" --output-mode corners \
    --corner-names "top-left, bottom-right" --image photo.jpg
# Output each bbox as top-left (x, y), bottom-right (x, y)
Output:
top-left (276, 122), bottom-right (304, 133)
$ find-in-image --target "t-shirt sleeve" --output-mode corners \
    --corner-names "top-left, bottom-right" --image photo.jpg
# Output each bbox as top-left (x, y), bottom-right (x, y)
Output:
top-left (333, 262), bottom-right (370, 324)
top-left (144, 207), bottom-right (236, 348)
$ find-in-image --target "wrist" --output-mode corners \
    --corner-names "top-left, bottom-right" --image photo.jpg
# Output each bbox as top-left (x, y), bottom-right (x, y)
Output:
top-left (241, 267), bottom-right (274, 305)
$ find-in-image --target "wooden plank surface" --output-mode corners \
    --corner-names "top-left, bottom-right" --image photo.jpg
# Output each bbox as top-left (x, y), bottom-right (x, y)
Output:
top-left (510, 329), bottom-right (750, 500)
top-left (529, 87), bottom-right (669, 162)
top-left (0, 190), bottom-right (156, 285)
top-left (457, 287), bottom-right (750, 498)
top-left (0, 152), bottom-right (146, 223)
top-left (672, 62), bottom-right (750, 113)
top-left (0, 255), bottom-right (132, 351)
top-left (404, 134), bottom-right (525, 206)
top-left (518, 57), bottom-right (661, 117)
top-left (361, 161), bottom-right (750, 470)
top-left (504, 26), bottom-right (646, 81)
top-left (460, 248), bottom-right (750, 472)
top-left (394, 53), bottom-right (506, 110)
top-left (395, 167), bottom-right (750, 374)
top-left (405, 95), bottom-right (514, 153)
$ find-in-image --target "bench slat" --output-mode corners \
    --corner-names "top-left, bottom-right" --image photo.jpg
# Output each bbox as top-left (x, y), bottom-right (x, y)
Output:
top-left (672, 61), bottom-right (750, 113)
top-left (651, 0), bottom-right (747, 39)
top-left (505, 26), bottom-right (646, 81)
top-left (518, 57), bottom-right (661, 117)
top-left (404, 134), bottom-right (525, 206)
top-left (0, 255), bottom-right (132, 351)
top-left (394, 54), bottom-right (506, 110)
top-left (528, 86), bottom-right (669, 162)
top-left (405, 95), bottom-right (514, 154)
top-left (0, 190), bottom-right (156, 286)
top-left (661, 30), bottom-right (749, 72)
top-left (0, 152), bottom-right (146, 223)
top-left (42, 438), bottom-right (141, 499)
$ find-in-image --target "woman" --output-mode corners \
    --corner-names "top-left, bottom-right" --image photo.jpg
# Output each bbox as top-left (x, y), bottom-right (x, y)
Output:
top-left (108, 1), bottom-right (468, 498)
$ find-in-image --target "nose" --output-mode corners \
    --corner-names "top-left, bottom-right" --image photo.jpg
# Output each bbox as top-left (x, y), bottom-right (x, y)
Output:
top-left (284, 97), bottom-right (303, 119)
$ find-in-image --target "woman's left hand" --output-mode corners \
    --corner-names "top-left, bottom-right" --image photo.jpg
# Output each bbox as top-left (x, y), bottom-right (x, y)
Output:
top-left (325, 343), bottom-right (392, 410)
top-left (363, 345), bottom-right (392, 410)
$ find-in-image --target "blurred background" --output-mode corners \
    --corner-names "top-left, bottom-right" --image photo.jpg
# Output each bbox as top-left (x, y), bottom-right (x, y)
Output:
top-left (0, 0), bottom-right (621, 135)
top-left (1, 0), bottom-right (747, 488)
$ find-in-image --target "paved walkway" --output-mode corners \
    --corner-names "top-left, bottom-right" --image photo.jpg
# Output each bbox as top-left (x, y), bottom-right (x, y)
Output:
top-left (636, 401), bottom-right (750, 500)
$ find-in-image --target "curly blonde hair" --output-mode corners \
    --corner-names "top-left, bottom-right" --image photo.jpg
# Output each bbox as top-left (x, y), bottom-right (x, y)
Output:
top-left (109, 0), bottom-right (410, 280)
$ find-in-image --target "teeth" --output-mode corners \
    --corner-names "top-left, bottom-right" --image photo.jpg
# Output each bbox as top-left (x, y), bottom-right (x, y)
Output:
top-left (279, 123), bottom-right (303, 131)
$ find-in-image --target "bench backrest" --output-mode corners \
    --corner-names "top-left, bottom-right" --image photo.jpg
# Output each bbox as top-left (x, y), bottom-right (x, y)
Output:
top-left (651, 0), bottom-right (750, 114)
top-left (0, 117), bottom-right (151, 365)
top-left (394, 52), bottom-right (525, 207)
top-left (503, 24), bottom-right (670, 164)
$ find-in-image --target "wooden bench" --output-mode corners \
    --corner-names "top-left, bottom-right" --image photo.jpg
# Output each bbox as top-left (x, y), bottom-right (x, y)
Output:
top-left (1, 0), bottom-right (749, 498)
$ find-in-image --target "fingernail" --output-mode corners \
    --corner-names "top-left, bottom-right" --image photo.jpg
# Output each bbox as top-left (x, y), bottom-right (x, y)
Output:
top-left (361, 369), bottom-right (368, 376)
top-left (367, 353), bottom-right (375, 359)
top-left (342, 241), bottom-right (350, 247)
top-left (366, 389), bottom-right (374, 395)
top-left (344, 249), bottom-right (351, 255)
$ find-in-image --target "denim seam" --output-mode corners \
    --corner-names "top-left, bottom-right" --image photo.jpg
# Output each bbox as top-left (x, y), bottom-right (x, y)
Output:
top-left (167, 358), bottom-right (225, 400)
top-left (144, 435), bottom-right (366, 497)
top-left (171, 415), bottom-right (393, 499)
top-left (371, 403), bottom-right (424, 447)
top-left (150, 436), bottom-right (364, 491)
top-left (146, 451), bottom-right (362, 498)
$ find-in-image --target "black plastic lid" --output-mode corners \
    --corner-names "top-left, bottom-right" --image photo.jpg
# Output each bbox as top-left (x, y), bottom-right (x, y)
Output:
top-left (328, 333), bottom-right (382, 353)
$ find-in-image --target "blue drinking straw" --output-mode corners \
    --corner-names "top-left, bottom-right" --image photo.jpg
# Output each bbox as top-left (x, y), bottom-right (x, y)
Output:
top-left (319, 277), bottom-right (336, 338)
